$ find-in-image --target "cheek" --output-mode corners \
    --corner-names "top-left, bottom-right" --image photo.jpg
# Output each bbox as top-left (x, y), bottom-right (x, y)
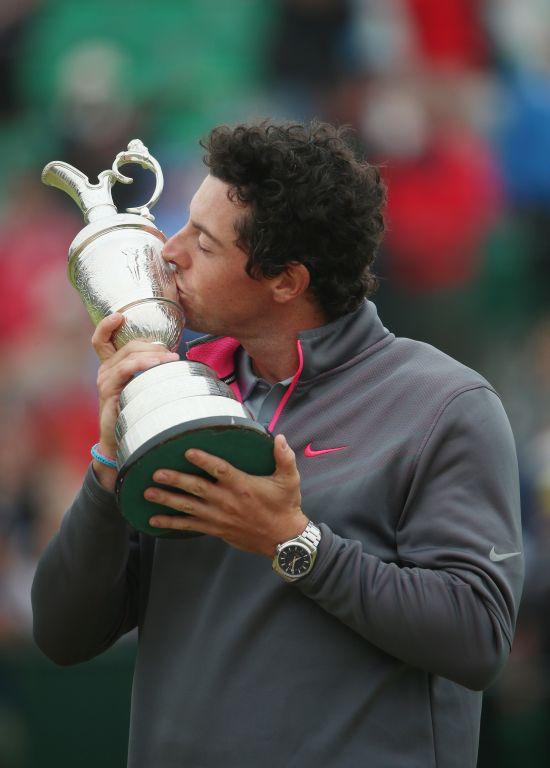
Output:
top-left (192, 270), bottom-right (236, 312)
top-left (192, 261), bottom-right (219, 290)
top-left (209, 266), bottom-right (244, 295)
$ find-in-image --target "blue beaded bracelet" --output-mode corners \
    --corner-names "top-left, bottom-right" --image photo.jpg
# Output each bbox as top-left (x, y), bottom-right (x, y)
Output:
top-left (91, 443), bottom-right (117, 469)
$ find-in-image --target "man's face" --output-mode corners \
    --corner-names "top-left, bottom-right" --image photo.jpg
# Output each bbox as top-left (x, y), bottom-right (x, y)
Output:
top-left (162, 175), bottom-right (271, 337)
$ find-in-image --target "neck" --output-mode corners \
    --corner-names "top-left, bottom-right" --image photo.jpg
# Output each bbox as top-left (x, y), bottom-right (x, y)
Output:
top-left (239, 303), bottom-right (326, 384)
top-left (242, 333), bottom-right (300, 384)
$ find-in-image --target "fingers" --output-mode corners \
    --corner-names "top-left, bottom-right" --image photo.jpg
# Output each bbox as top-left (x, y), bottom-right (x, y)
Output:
top-left (101, 348), bottom-right (179, 382)
top-left (96, 343), bottom-right (179, 454)
top-left (144, 485), bottom-right (218, 535)
top-left (104, 343), bottom-right (178, 372)
top-left (151, 469), bottom-right (224, 504)
top-left (93, 313), bottom-right (180, 459)
top-left (144, 485), bottom-right (209, 515)
top-left (273, 434), bottom-right (299, 481)
top-left (148, 513), bottom-right (216, 536)
top-left (92, 313), bottom-right (125, 362)
top-left (92, 314), bottom-right (176, 366)
top-left (184, 449), bottom-right (245, 486)
top-left (183, 439), bottom-right (298, 489)
top-left (97, 349), bottom-right (179, 399)
top-left (96, 328), bottom-right (179, 398)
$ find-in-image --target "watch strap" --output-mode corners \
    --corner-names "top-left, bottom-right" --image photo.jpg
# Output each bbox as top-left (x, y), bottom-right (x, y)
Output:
top-left (299, 520), bottom-right (321, 552)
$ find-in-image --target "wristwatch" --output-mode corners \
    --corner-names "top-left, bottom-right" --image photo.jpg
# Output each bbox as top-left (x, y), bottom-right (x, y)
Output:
top-left (272, 521), bottom-right (322, 582)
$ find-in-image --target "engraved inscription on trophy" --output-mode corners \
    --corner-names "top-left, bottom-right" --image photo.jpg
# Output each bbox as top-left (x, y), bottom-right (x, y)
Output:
top-left (121, 244), bottom-right (172, 292)
top-left (123, 246), bottom-right (145, 282)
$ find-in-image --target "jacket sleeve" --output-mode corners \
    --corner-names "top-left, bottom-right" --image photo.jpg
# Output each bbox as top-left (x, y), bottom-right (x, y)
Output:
top-left (31, 463), bottom-right (139, 666)
top-left (295, 386), bottom-right (523, 691)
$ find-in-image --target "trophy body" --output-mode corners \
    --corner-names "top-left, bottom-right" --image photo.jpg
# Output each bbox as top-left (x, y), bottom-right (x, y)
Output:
top-left (68, 213), bottom-right (182, 350)
top-left (42, 140), bottom-right (274, 537)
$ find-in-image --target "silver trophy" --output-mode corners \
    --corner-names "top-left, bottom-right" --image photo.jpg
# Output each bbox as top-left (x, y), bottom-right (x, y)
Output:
top-left (42, 140), bottom-right (274, 537)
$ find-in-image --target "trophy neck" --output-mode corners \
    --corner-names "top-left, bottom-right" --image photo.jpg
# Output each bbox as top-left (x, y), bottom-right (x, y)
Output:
top-left (86, 203), bottom-right (118, 222)
top-left (67, 213), bottom-right (166, 265)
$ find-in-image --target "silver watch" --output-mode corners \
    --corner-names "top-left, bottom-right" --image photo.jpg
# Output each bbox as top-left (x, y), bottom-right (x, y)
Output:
top-left (272, 521), bottom-right (322, 582)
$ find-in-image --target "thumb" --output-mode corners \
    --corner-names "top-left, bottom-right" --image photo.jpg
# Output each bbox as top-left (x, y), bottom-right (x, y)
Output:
top-left (273, 434), bottom-right (298, 480)
top-left (92, 312), bottom-right (125, 362)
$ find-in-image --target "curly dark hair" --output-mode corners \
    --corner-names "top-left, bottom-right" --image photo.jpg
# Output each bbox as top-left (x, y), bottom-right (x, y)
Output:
top-left (200, 120), bottom-right (386, 320)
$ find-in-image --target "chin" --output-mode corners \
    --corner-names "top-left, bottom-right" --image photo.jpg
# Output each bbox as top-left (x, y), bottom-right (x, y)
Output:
top-left (184, 316), bottom-right (201, 333)
top-left (184, 313), bottom-right (215, 336)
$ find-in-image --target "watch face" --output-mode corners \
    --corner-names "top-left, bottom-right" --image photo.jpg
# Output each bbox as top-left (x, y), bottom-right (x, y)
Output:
top-left (278, 544), bottom-right (312, 577)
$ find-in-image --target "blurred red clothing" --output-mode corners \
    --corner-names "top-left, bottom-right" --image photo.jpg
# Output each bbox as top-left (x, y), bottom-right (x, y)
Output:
top-left (381, 130), bottom-right (502, 292)
top-left (406, 0), bottom-right (488, 69)
top-left (33, 388), bottom-right (99, 474)
top-left (0, 211), bottom-right (79, 344)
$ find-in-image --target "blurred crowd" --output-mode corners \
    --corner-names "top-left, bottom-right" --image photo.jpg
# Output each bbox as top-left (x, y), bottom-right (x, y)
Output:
top-left (0, 0), bottom-right (549, 764)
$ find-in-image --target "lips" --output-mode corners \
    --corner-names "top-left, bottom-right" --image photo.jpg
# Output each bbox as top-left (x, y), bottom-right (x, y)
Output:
top-left (177, 288), bottom-right (192, 315)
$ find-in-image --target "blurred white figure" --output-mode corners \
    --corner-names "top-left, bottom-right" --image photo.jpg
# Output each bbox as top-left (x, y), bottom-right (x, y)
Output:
top-left (350, 0), bottom-right (418, 74)
top-left (486, 0), bottom-right (550, 71)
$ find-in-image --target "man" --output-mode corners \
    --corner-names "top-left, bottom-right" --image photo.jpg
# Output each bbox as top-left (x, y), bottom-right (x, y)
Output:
top-left (32, 121), bottom-right (523, 767)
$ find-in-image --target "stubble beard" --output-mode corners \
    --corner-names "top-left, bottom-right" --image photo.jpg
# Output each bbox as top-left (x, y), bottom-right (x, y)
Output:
top-left (183, 305), bottom-right (225, 337)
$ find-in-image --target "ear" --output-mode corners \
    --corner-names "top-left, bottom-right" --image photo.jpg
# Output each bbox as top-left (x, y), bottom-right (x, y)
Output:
top-left (270, 262), bottom-right (311, 304)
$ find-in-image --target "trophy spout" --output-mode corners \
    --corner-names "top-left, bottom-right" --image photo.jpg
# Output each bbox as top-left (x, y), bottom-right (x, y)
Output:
top-left (41, 162), bottom-right (119, 223)
top-left (41, 140), bottom-right (163, 223)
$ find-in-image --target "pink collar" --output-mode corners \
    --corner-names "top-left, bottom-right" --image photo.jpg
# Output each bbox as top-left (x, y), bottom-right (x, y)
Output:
top-left (186, 336), bottom-right (304, 432)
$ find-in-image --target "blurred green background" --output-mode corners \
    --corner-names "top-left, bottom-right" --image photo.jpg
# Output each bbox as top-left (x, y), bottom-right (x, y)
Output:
top-left (1, 1), bottom-right (549, 766)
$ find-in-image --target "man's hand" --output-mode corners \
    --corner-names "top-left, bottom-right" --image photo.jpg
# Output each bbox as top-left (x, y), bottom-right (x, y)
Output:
top-left (91, 313), bottom-right (179, 490)
top-left (92, 313), bottom-right (180, 458)
top-left (145, 434), bottom-right (308, 558)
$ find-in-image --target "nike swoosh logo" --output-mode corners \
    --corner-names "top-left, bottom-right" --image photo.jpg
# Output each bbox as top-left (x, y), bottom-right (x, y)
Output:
top-left (304, 442), bottom-right (348, 458)
top-left (489, 546), bottom-right (522, 562)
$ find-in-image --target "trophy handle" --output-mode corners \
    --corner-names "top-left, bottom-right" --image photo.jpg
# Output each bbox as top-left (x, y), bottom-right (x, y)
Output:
top-left (111, 139), bottom-right (164, 222)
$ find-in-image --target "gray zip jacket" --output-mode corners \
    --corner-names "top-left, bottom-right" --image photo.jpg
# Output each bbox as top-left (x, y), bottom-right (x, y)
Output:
top-left (32, 300), bottom-right (523, 768)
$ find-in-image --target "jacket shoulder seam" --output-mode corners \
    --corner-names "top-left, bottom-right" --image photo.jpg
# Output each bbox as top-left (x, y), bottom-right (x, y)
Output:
top-left (399, 384), bottom-right (499, 529)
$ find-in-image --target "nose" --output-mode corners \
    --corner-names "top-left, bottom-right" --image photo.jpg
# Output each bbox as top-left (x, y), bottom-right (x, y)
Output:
top-left (162, 225), bottom-right (191, 270)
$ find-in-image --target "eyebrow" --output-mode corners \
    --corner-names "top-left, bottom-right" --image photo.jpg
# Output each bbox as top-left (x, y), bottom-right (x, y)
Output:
top-left (190, 219), bottom-right (224, 248)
